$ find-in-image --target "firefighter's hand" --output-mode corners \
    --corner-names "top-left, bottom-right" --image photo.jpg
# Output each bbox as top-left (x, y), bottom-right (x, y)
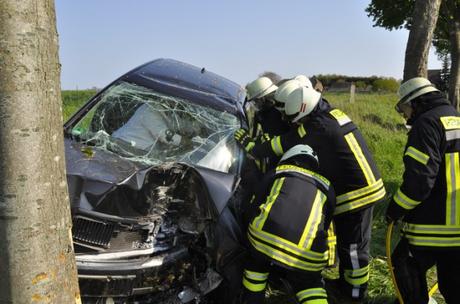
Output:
top-left (234, 128), bottom-right (255, 153)
top-left (385, 199), bottom-right (404, 224)
top-left (256, 133), bottom-right (272, 144)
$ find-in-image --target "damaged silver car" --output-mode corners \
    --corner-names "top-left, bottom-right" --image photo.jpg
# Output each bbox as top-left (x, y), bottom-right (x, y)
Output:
top-left (64, 59), bottom-right (248, 303)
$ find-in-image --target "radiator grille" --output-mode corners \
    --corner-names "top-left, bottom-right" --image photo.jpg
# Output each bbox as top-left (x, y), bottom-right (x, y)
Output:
top-left (73, 217), bottom-right (115, 248)
top-left (79, 277), bottom-right (135, 297)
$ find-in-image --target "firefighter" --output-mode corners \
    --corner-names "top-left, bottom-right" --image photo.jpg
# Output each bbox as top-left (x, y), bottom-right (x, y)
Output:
top-left (385, 77), bottom-right (460, 303)
top-left (241, 144), bottom-right (335, 304)
top-left (235, 86), bottom-right (385, 302)
top-left (245, 76), bottom-right (290, 139)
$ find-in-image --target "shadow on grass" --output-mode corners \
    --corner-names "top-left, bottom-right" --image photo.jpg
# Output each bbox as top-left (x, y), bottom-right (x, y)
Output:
top-left (266, 290), bottom-right (396, 304)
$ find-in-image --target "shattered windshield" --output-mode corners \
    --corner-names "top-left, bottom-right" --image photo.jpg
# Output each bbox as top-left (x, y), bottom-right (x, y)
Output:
top-left (70, 81), bottom-right (240, 173)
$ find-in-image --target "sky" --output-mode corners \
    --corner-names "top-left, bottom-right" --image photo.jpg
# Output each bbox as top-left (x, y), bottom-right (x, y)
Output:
top-left (55, 0), bottom-right (442, 90)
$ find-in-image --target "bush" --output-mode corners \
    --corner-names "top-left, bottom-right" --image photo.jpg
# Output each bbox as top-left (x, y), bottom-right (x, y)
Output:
top-left (372, 78), bottom-right (399, 92)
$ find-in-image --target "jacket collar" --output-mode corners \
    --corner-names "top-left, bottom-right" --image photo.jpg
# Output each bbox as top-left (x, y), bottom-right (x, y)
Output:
top-left (407, 92), bottom-right (450, 125)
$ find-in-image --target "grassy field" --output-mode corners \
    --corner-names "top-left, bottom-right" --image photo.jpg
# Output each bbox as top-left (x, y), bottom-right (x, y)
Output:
top-left (61, 90), bottom-right (444, 303)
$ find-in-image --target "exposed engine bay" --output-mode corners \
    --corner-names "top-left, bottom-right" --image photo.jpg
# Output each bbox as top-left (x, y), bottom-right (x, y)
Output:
top-left (72, 164), bottom-right (232, 303)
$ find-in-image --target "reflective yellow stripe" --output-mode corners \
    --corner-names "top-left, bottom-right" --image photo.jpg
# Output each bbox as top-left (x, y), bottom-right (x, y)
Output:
top-left (334, 186), bottom-right (385, 215)
top-left (336, 179), bottom-right (384, 204)
top-left (296, 288), bottom-right (327, 302)
top-left (327, 222), bottom-right (336, 266)
top-left (242, 277), bottom-right (266, 292)
top-left (402, 223), bottom-right (460, 234)
top-left (405, 146), bottom-right (430, 165)
top-left (297, 124), bottom-right (307, 138)
top-left (299, 190), bottom-right (327, 249)
top-left (270, 136), bottom-right (284, 156)
top-left (446, 153), bottom-right (460, 225)
top-left (252, 177), bottom-right (285, 229)
top-left (261, 158), bottom-right (267, 173)
top-left (248, 234), bottom-right (326, 271)
top-left (393, 188), bottom-right (421, 210)
top-left (344, 266), bottom-right (370, 286)
top-left (344, 133), bottom-right (376, 184)
top-left (440, 116), bottom-right (460, 130)
top-left (245, 142), bottom-right (255, 152)
top-left (329, 109), bottom-right (352, 126)
top-left (402, 223), bottom-right (460, 247)
top-left (276, 164), bottom-right (330, 189)
top-left (248, 225), bottom-right (327, 261)
top-left (301, 300), bottom-right (328, 304)
top-left (243, 270), bottom-right (269, 281)
top-left (403, 235), bottom-right (460, 247)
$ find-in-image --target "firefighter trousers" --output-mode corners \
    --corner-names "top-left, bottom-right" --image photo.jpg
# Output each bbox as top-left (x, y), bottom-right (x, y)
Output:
top-left (392, 239), bottom-right (460, 304)
top-left (241, 250), bottom-right (328, 304)
top-left (334, 206), bottom-right (373, 300)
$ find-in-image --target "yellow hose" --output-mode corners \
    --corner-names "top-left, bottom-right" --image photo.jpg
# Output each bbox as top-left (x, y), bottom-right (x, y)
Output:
top-left (429, 282), bottom-right (438, 297)
top-left (386, 221), bottom-right (404, 304)
top-left (386, 222), bottom-right (439, 302)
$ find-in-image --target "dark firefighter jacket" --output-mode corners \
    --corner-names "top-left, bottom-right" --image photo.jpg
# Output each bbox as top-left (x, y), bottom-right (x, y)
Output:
top-left (386, 92), bottom-right (460, 248)
top-left (250, 99), bottom-right (385, 215)
top-left (247, 163), bottom-right (336, 272)
top-left (250, 107), bottom-right (291, 173)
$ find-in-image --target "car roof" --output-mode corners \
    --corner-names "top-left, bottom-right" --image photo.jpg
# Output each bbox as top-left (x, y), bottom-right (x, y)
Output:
top-left (64, 59), bottom-right (247, 130)
top-left (124, 58), bottom-right (246, 114)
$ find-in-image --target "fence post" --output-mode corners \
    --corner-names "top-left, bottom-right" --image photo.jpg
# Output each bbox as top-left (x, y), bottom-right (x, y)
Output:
top-left (349, 82), bottom-right (356, 103)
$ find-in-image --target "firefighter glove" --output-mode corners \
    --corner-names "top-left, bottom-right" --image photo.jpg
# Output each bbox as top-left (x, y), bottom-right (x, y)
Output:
top-left (385, 199), bottom-right (405, 224)
top-left (234, 128), bottom-right (255, 153)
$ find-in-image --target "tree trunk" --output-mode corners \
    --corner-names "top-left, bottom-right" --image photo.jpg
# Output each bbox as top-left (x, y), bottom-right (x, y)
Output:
top-left (403, 0), bottom-right (442, 81)
top-left (0, 0), bottom-right (81, 303)
top-left (448, 4), bottom-right (460, 109)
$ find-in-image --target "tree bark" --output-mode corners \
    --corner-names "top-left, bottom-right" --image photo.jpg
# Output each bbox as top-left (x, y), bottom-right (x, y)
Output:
top-left (403, 0), bottom-right (442, 81)
top-left (0, 0), bottom-right (81, 303)
top-left (448, 4), bottom-right (460, 109)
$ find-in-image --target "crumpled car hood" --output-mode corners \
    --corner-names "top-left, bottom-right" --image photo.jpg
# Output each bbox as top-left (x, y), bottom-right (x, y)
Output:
top-left (65, 138), bottom-right (236, 214)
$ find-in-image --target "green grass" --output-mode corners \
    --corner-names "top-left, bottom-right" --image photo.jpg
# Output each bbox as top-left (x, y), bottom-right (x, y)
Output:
top-left (61, 89), bottom-right (97, 121)
top-left (61, 90), bottom-right (445, 303)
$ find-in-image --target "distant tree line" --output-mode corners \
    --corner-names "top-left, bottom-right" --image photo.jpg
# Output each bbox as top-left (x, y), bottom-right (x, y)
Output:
top-left (315, 74), bottom-right (400, 92)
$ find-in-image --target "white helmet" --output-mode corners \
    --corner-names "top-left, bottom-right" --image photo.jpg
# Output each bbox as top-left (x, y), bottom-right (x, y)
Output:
top-left (284, 87), bottom-right (321, 123)
top-left (274, 80), bottom-right (303, 110)
top-left (294, 75), bottom-right (313, 88)
top-left (245, 76), bottom-right (278, 101)
top-left (280, 144), bottom-right (318, 163)
top-left (397, 77), bottom-right (439, 105)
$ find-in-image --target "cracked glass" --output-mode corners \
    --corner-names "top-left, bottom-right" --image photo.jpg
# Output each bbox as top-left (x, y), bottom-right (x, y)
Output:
top-left (71, 81), bottom-right (240, 173)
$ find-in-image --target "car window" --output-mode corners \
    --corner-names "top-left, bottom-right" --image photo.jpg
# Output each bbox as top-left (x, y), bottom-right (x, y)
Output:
top-left (71, 81), bottom-right (240, 173)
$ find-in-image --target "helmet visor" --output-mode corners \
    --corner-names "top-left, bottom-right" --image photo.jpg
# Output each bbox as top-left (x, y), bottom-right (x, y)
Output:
top-left (395, 101), bottom-right (413, 119)
top-left (251, 95), bottom-right (275, 111)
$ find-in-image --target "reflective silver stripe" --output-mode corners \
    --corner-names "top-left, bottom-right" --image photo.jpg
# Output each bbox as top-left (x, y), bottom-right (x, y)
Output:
top-left (244, 270), bottom-right (269, 281)
top-left (446, 130), bottom-right (460, 141)
top-left (446, 153), bottom-right (460, 225)
top-left (405, 146), bottom-right (430, 165)
top-left (402, 223), bottom-right (460, 234)
top-left (349, 244), bottom-right (361, 298)
top-left (296, 288), bottom-right (327, 301)
top-left (450, 153), bottom-right (457, 225)
top-left (393, 188), bottom-right (420, 210)
top-left (403, 235), bottom-right (460, 247)
top-left (271, 136), bottom-right (283, 156)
